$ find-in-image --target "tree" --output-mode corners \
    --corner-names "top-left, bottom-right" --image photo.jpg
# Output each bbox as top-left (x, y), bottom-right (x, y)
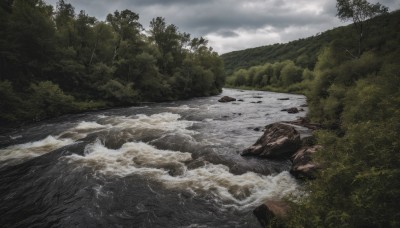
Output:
top-left (106, 10), bottom-right (142, 63)
top-left (75, 10), bottom-right (97, 64)
top-left (0, 0), bottom-right (225, 125)
top-left (148, 17), bottom-right (189, 75)
top-left (336, 0), bottom-right (388, 57)
top-left (54, 0), bottom-right (75, 47)
top-left (5, 0), bottom-right (55, 85)
top-left (29, 81), bottom-right (76, 120)
top-left (280, 61), bottom-right (302, 86)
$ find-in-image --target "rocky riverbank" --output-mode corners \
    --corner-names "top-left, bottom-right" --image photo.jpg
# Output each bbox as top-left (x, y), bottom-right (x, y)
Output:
top-left (242, 120), bottom-right (321, 178)
top-left (241, 117), bottom-right (321, 227)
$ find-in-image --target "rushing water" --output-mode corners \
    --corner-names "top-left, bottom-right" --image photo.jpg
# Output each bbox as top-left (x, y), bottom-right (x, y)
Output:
top-left (0, 89), bottom-right (307, 227)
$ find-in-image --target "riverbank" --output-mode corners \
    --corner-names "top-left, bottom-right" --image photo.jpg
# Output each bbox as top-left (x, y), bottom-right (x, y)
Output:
top-left (217, 90), bottom-right (323, 227)
top-left (0, 95), bottom-right (214, 135)
top-left (240, 119), bottom-right (321, 227)
top-left (223, 85), bottom-right (306, 95)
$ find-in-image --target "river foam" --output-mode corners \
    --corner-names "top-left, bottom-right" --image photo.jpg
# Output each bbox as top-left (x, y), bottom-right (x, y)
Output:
top-left (0, 89), bottom-right (307, 227)
top-left (65, 139), bottom-right (300, 210)
top-left (0, 135), bottom-right (74, 167)
top-left (0, 112), bottom-right (195, 166)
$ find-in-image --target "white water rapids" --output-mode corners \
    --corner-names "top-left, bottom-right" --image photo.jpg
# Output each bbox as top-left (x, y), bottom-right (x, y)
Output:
top-left (0, 89), bottom-right (307, 227)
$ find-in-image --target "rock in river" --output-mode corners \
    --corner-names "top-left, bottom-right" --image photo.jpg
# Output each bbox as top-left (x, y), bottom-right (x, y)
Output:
top-left (290, 145), bottom-right (322, 179)
top-left (218, 96), bottom-right (236, 102)
top-left (253, 200), bottom-right (290, 228)
top-left (287, 107), bottom-right (299, 114)
top-left (241, 123), bottom-right (301, 159)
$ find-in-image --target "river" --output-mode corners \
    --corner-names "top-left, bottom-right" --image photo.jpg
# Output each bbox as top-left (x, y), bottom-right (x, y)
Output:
top-left (0, 89), bottom-right (307, 227)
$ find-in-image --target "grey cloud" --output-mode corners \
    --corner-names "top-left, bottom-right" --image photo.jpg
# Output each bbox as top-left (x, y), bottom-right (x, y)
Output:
top-left (44, 0), bottom-right (399, 53)
top-left (121, 0), bottom-right (209, 7)
top-left (217, 31), bottom-right (239, 38)
top-left (176, 11), bottom-right (335, 36)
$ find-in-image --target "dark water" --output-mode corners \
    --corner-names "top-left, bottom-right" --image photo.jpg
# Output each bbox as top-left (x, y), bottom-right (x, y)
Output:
top-left (0, 89), bottom-right (307, 227)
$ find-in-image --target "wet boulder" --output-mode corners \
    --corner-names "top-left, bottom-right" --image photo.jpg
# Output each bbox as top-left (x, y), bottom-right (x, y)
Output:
top-left (290, 145), bottom-right (322, 179)
top-left (282, 117), bottom-right (321, 130)
top-left (241, 123), bottom-right (301, 159)
top-left (287, 107), bottom-right (299, 114)
top-left (253, 127), bottom-right (261, 131)
top-left (253, 200), bottom-right (290, 228)
top-left (218, 96), bottom-right (236, 102)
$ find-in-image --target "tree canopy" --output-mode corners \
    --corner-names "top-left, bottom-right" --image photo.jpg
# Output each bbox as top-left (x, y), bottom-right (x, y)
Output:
top-left (0, 0), bottom-right (225, 126)
top-left (336, 0), bottom-right (388, 57)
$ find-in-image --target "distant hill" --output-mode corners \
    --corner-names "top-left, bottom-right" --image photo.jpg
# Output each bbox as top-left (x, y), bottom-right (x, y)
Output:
top-left (221, 10), bottom-right (400, 227)
top-left (221, 10), bottom-right (400, 75)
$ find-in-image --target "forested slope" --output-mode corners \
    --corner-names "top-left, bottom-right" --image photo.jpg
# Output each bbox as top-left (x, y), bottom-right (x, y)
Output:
top-left (221, 27), bottom-right (348, 76)
top-left (0, 0), bottom-right (224, 127)
top-left (224, 10), bottom-right (400, 96)
top-left (221, 10), bottom-right (399, 76)
top-left (224, 7), bottom-right (400, 228)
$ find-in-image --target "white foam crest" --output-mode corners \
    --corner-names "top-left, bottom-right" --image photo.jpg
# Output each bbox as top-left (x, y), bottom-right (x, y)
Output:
top-left (163, 166), bottom-right (299, 209)
top-left (0, 135), bottom-right (74, 162)
top-left (74, 121), bottom-right (111, 130)
top-left (67, 140), bottom-right (191, 178)
top-left (102, 113), bottom-right (196, 135)
top-left (56, 121), bottom-right (112, 140)
top-left (57, 113), bottom-right (196, 143)
top-left (0, 113), bottom-right (196, 166)
top-left (167, 105), bottom-right (200, 110)
top-left (10, 135), bottom-right (22, 140)
top-left (66, 140), bottom-right (300, 209)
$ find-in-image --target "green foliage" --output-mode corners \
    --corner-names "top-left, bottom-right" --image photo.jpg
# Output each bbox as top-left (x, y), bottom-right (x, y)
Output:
top-left (281, 9), bottom-right (400, 228)
top-left (336, 0), bottom-right (389, 23)
top-left (336, 0), bottom-right (388, 57)
top-left (226, 60), bottom-right (306, 93)
top-left (280, 61), bottom-right (303, 86)
top-left (0, 81), bottom-right (26, 122)
top-left (221, 30), bottom-right (338, 75)
top-left (287, 120), bottom-right (400, 227)
top-left (223, 9), bottom-right (400, 228)
top-left (0, 0), bottom-right (224, 125)
top-left (100, 80), bottom-right (139, 104)
top-left (29, 81), bottom-right (76, 120)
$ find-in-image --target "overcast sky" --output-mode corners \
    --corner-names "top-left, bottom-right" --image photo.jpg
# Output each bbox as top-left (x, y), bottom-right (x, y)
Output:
top-left (44, 0), bottom-right (399, 54)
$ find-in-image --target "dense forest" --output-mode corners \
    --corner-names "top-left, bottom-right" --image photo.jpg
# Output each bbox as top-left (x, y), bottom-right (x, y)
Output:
top-left (1, 0), bottom-right (400, 227)
top-left (225, 3), bottom-right (400, 227)
top-left (221, 10), bottom-right (399, 76)
top-left (224, 9), bottom-right (400, 94)
top-left (221, 27), bottom-right (342, 76)
top-left (0, 0), bottom-right (224, 127)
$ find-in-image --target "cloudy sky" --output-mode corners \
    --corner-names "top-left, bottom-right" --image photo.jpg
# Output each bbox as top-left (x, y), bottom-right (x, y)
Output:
top-left (44, 0), bottom-right (399, 54)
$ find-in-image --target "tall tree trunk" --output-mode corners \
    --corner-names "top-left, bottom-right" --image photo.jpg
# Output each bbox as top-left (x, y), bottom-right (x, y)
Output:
top-left (89, 26), bottom-right (104, 66)
top-left (358, 23), bottom-right (363, 58)
top-left (89, 38), bottom-right (98, 66)
top-left (112, 38), bottom-right (121, 63)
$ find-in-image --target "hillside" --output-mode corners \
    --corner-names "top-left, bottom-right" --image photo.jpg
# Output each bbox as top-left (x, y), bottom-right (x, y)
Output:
top-left (224, 8), bottom-right (400, 227)
top-left (221, 10), bottom-right (399, 75)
